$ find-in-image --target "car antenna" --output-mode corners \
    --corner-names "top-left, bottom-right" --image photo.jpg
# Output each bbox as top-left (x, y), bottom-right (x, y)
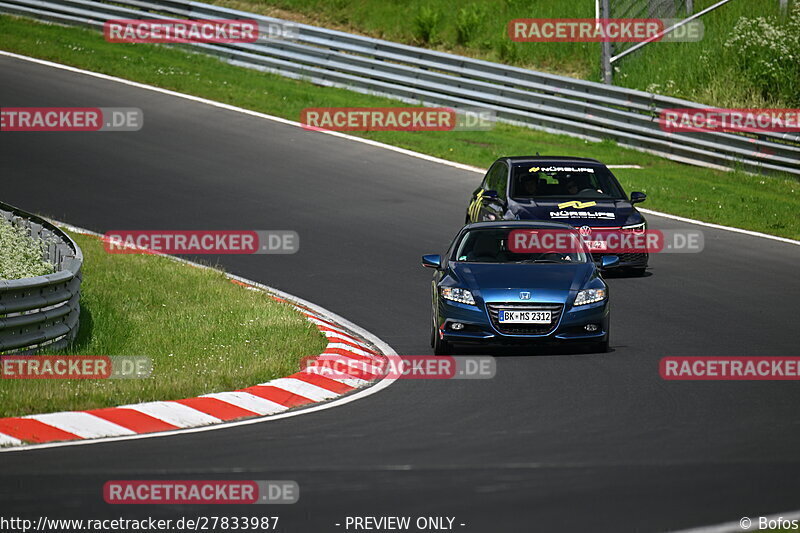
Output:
top-left (535, 152), bottom-right (540, 156)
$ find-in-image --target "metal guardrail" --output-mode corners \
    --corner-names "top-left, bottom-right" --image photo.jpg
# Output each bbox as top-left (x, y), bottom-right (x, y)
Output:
top-left (0, 202), bottom-right (82, 354)
top-left (1, 0), bottom-right (798, 177)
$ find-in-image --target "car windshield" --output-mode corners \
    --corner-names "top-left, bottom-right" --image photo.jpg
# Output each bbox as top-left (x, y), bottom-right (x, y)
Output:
top-left (453, 228), bottom-right (587, 264)
top-left (510, 162), bottom-right (625, 200)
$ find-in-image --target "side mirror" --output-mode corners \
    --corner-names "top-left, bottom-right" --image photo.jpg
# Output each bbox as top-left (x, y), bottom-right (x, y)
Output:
top-left (630, 191), bottom-right (647, 204)
top-left (422, 254), bottom-right (442, 269)
top-left (483, 189), bottom-right (499, 199)
top-left (601, 255), bottom-right (620, 269)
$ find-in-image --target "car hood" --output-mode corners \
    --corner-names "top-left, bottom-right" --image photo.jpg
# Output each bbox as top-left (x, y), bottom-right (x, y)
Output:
top-left (511, 198), bottom-right (637, 228)
top-left (448, 262), bottom-right (593, 304)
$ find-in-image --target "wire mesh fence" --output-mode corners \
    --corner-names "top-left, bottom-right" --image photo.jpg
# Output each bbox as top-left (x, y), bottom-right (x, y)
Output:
top-left (610, 0), bottom-right (692, 56)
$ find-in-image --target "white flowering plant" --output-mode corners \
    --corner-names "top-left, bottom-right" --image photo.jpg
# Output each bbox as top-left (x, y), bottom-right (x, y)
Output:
top-left (0, 217), bottom-right (54, 280)
top-left (724, 5), bottom-right (800, 106)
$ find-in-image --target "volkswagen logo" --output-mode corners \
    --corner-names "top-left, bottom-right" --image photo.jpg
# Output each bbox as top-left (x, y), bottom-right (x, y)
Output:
top-left (579, 225), bottom-right (592, 236)
top-left (519, 292), bottom-right (531, 300)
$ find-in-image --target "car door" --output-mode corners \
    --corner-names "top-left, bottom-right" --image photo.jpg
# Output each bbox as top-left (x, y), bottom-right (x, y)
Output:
top-left (467, 161), bottom-right (509, 223)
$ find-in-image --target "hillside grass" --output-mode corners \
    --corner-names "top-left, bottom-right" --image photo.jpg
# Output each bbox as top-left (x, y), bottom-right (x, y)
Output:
top-left (211, 0), bottom-right (800, 107)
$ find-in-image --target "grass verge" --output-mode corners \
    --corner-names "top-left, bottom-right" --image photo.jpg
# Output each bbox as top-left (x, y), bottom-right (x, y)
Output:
top-left (0, 15), bottom-right (797, 240)
top-left (0, 231), bottom-right (327, 418)
top-left (210, 0), bottom-right (799, 108)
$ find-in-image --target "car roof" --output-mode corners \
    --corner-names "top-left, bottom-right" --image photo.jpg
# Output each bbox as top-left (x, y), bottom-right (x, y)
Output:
top-left (464, 221), bottom-right (576, 231)
top-left (501, 156), bottom-right (603, 165)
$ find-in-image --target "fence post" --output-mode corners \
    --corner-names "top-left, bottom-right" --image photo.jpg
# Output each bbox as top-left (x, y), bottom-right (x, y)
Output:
top-left (600, 0), bottom-right (612, 84)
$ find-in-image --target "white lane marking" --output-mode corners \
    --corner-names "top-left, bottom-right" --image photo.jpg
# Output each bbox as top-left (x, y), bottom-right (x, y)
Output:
top-left (0, 433), bottom-right (24, 446)
top-left (638, 208), bottom-right (800, 246)
top-left (1, 51), bottom-right (795, 246)
top-left (200, 392), bottom-right (288, 416)
top-left (261, 378), bottom-right (339, 401)
top-left (123, 402), bottom-right (222, 427)
top-left (26, 412), bottom-right (135, 439)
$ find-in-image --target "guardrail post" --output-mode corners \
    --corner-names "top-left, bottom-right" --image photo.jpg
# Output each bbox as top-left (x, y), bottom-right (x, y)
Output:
top-left (600, 0), bottom-right (613, 84)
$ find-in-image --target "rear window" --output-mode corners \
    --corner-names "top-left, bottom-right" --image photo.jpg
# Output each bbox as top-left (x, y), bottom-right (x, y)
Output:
top-left (510, 163), bottom-right (625, 200)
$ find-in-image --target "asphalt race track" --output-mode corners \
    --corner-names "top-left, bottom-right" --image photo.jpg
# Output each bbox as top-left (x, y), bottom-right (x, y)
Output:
top-left (1, 55), bottom-right (799, 532)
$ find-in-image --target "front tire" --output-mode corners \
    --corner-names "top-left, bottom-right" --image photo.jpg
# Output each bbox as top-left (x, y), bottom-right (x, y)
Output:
top-left (434, 332), bottom-right (451, 355)
top-left (594, 337), bottom-right (610, 353)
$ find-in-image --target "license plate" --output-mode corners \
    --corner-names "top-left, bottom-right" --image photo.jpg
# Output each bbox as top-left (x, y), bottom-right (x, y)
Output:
top-left (498, 310), bottom-right (551, 324)
top-left (583, 239), bottom-right (607, 251)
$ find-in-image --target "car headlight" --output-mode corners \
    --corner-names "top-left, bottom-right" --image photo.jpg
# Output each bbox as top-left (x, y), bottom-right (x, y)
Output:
top-left (621, 222), bottom-right (646, 234)
top-left (574, 288), bottom-right (607, 306)
top-left (440, 287), bottom-right (476, 306)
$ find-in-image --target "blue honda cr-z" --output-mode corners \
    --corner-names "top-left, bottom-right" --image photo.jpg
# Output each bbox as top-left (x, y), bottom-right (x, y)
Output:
top-left (423, 221), bottom-right (618, 354)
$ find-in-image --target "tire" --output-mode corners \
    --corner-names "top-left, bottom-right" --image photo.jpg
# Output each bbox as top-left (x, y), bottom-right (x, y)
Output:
top-left (434, 333), bottom-right (451, 355)
top-left (595, 337), bottom-right (610, 353)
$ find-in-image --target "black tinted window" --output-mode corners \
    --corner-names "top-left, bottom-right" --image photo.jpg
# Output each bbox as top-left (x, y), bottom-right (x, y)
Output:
top-left (486, 162), bottom-right (508, 198)
top-left (510, 163), bottom-right (624, 199)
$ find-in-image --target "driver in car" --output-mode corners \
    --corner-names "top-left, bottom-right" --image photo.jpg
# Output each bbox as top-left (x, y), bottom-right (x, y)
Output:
top-left (564, 179), bottom-right (579, 195)
top-left (520, 176), bottom-right (539, 196)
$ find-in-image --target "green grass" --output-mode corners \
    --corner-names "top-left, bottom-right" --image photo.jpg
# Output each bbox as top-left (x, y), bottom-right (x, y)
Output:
top-left (0, 217), bottom-right (54, 280)
top-left (0, 15), bottom-right (798, 240)
top-left (211, 0), bottom-right (799, 107)
top-left (213, 0), bottom-right (597, 78)
top-left (614, 1), bottom-right (800, 107)
top-left (0, 231), bottom-right (326, 418)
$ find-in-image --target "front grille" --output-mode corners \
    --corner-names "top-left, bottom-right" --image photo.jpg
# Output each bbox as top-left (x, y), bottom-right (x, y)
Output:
top-left (591, 252), bottom-right (647, 264)
top-left (486, 302), bottom-right (563, 336)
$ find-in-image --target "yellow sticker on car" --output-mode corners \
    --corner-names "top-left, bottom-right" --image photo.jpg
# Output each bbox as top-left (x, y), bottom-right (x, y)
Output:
top-left (558, 200), bottom-right (597, 209)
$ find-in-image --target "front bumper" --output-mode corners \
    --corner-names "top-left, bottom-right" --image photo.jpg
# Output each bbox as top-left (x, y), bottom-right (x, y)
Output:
top-left (437, 297), bottom-right (609, 345)
top-left (591, 252), bottom-right (648, 269)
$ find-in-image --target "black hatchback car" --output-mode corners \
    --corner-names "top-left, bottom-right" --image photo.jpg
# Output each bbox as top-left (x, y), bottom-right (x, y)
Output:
top-left (466, 156), bottom-right (649, 274)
